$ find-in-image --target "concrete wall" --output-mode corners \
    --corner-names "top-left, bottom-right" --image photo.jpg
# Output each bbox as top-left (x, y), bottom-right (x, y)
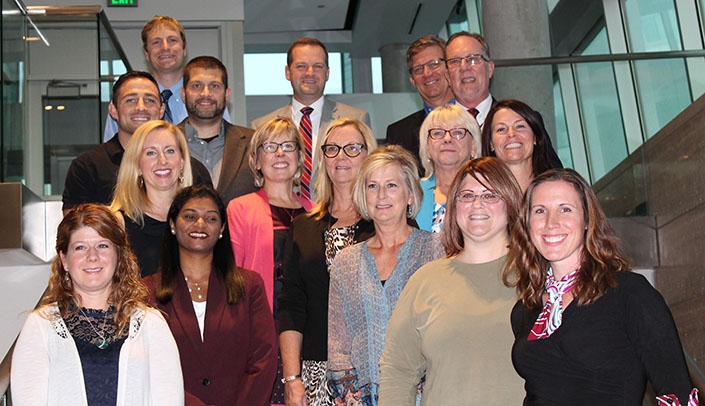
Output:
top-left (593, 93), bottom-right (705, 371)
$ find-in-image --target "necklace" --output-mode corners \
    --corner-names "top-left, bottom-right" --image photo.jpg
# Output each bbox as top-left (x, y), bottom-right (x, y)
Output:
top-left (79, 307), bottom-right (109, 349)
top-left (185, 276), bottom-right (208, 300)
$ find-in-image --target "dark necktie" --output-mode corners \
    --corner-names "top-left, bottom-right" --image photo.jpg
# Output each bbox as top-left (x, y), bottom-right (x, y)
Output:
top-left (299, 106), bottom-right (314, 200)
top-left (161, 89), bottom-right (173, 123)
top-left (468, 108), bottom-right (479, 118)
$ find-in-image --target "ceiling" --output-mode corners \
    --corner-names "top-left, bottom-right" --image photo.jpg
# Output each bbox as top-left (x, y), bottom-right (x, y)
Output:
top-left (243, 0), bottom-right (460, 57)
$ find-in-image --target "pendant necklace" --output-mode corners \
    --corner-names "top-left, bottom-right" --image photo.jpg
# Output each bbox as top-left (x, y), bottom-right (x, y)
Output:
top-left (185, 276), bottom-right (208, 300)
top-left (79, 307), bottom-right (109, 350)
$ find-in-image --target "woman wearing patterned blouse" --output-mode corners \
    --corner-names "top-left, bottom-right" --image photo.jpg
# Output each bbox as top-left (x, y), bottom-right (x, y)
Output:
top-left (327, 145), bottom-right (444, 405)
top-left (12, 204), bottom-right (183, 405)
top-left (278, 118), bottom-right (378, 406)
top-left (416, 105), bottom-right (479, 232)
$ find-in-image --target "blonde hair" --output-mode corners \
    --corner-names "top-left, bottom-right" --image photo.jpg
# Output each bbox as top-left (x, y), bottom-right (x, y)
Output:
top-left (352, 145), bottom-right (422, 221)
top-left (110, 120), bottom-right (193, 226)
top-left (248, 117), bottom-right (304, 188)
top-left (310, 118), bottom-right (378, 220)
top-left (418, 104), bottom-right (481, 178)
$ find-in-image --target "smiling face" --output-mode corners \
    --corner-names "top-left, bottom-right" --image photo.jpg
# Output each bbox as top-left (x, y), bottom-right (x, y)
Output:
top-left (529, 180), bottom-right (586, 277)
top-left (445, 35), bottom-right (494, 108)
top-left (365, 163), bottom-right (413, 225)
top-left (409, 45), bottom-right (452, 107)
top-left (138, 129), bottom-right (184, 192)
top-left (324, 125), bottom-right (368, 188)
top-left (455, 174), bottom-right (508, 245)
top-left (171, 196), bottom-right (224, 255)
top-left (109, 77), bottom-right (165, 137)
top-left (256, 132), bottom-right (301, 185)
top-left (490, 107), bottom-right (535, 166)
top-left (427, 120), bottom-right (476, 171)
top-left (182, 67), bottom-right (231, 122)
top-left (59, 226), bottom-right (117, 304)
top-left (143, 26), bottom-right (186, 75)
top-left (285, 44), bottom-right (330, 105)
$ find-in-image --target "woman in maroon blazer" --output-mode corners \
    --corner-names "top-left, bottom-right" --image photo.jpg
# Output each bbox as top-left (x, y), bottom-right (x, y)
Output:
top-left (144, 185), bottom-right (278, 406)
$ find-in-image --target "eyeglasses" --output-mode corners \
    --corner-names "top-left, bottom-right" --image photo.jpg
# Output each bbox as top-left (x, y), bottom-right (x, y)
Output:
top-left (445, 54), bottom-right (489, 69)
top-left (428, 127), bottom-right (470, 140)
top-left (456, 191), bottom-right (501, 204)
top-left (409, 58), bottom-right (445, 76)
top-left (260, 141), bottom-right (298, 154)
top-left (321, 143), bottom-right (367, 158)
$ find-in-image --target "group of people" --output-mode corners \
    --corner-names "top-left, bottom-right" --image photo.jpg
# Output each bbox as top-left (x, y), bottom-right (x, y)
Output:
top-left (8, 14), bottom-right (698, 406)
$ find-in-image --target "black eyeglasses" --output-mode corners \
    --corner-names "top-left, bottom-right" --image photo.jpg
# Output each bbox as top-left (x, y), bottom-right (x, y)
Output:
top-left (321, 143), bottom-right (367, 158)
top-left (428, 128), bottom-right (470, 140)
top-left (445, 54), bottom-right (489, 69)
top-left (260, 141), bottom-right (298, 154)
top-left (456, 191), bottom-right (502, 204)
top-left (409, 58), bottom-right (445, 76)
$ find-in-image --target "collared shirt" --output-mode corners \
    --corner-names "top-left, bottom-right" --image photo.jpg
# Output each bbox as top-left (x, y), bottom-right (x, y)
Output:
top-left (184, 120), bottom-right (226, 186)
top-left (423, 98), bottom-right (456, 117)
top-left (291, 95), bottom-right (325, 165)
top-left (456, 94), bottom-right (493, 128)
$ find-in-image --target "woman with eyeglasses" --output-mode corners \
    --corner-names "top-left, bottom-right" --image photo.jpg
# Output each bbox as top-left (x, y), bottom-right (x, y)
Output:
top-left (416, 104), bottom-right (479, 232)
top-left (378, 157), bottom-right (525, 405)
top-left (227, 117), bottom-right (314, 405)
top-left (481, 99), bottom-right (558, 192)
top-left (277, 118), bottom-right (378, 406)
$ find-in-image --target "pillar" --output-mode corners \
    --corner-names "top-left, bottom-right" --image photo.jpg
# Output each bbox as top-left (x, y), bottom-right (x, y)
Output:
top-left (379, 43), bottom-right (414, 93)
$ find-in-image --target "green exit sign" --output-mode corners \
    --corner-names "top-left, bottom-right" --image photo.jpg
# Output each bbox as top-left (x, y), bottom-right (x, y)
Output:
top-left (107, 0), bottom-right (138, 6)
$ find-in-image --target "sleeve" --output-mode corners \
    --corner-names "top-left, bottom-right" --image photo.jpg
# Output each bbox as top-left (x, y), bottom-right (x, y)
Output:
top-left (378, 282), bottom-right (426, 405)
top-left (278, 223), bottom-right (307, 333)
top-left (145, 310), bottom-right (185, 405)
top-left (11, 312), bottom-right (51, 405)
top-left (62, 156), bottom-right (94, 211)
top-left (239, 271), bottom-right (278, 405)
top-left (623, 274), bottom-right (696, 403)
top-left (226, 199), bottom-right (248, 269)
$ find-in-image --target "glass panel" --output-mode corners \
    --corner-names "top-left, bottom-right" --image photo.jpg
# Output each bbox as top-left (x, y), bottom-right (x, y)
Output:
top-left (552, 80), bottom-right (573, 168)
top-left (371, 56), bottom-right (383, 94)
top-left (2, 0), bottom-right (26, 182)
top-left (575, 28), bottom-right (628, 180)
top-left (244, 52), bottom-right (344, 95)
top-left (623, 0), bottom-right (681, 52)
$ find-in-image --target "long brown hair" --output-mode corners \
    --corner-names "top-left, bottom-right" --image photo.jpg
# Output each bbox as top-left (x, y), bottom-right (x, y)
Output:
top-left (42, 204), bottom-right (147, 335)
top-left (504, 168), bottom-right (630, 309)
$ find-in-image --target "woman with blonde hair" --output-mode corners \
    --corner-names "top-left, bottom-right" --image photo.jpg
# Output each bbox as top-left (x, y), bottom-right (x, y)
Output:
top-left (12, 203), bottom-right (183, 405)
top-left (278, 118), bottom-right (377, 406)
top-left (416, 104), bottom-right (479, 232)
top-left (111, 120), bottom-right (209, 277)
top-left (506, 168), bottom-right (698, 405)
top-left (227, 116), bottom-right (314, 404)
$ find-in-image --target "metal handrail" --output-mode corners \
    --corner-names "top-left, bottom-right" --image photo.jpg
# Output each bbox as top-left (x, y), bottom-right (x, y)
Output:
top-left (492, 49), bottom-right (705, 67)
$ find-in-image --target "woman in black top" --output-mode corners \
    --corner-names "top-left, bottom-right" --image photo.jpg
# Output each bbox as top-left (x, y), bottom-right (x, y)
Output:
top-left (504, 168), bottom-right (698, 405)
top-left (278, 118), bottom-right (378, 406)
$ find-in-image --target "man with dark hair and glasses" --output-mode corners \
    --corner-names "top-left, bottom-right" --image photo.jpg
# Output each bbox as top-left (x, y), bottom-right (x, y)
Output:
top-left (386, 35), bottom-right (455, 172)
top-left (178, 56), bottom-right (257, 205)
top-left (446, 31), bottom-right (562, 168)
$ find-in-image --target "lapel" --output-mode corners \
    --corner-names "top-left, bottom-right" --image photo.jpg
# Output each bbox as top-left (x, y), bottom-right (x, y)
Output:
top-left (217, 122), bottom-right (249, 193)
top-left (319, 98), bottom-right (336, 134)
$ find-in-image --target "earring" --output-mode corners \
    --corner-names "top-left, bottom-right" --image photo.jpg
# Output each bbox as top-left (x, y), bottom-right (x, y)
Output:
top-left (178, 167), bottom-right (184, 184)
top-left (407, 204), bottom-right (413, 218)
top-left (138, 174), bottom-right (144, 188)
top-left (171, 228), bottom-right (176, 235)
top-left (364, 209), bottom-right (369, 218)
top-left (64, 273), bottom-right (70, 282)
top-left (218, 233), bottom-right (223, 239)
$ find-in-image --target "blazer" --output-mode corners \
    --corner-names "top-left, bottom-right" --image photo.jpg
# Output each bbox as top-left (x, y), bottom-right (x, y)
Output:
top-left (251, 98), bottom-right (370, 201)
top-left (227, 188), bottom-right (315, 309)
top-left (144, 269), bottom-right (278, 406)
top-left (178, 120), bottom-right (258, 205)
top-left (12, 304), bottom-right (183, 406)
top-left (385, 109), bottom-right (425, 170)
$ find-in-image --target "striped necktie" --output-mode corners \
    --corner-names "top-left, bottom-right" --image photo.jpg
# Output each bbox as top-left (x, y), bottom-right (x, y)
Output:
top-left (299, 106), bottom-right (314, 200)
top-left (161, 89), bottom-right (174, 123)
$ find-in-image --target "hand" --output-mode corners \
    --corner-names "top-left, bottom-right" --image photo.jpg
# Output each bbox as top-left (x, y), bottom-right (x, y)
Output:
top-left (284, 379), bottom-right (307, 406)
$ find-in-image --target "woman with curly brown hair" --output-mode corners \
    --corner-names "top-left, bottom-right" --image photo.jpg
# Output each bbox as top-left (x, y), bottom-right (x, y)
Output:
top-left (11, 203), bottom-right (183, 405)
top-left (505, 168), bottom-right (698, 405)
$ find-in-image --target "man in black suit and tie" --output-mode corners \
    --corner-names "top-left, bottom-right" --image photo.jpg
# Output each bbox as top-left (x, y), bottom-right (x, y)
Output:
top-left (179, 56), bottom-right (257, 205)
top-left (385, 35), bottom-right (455, 170)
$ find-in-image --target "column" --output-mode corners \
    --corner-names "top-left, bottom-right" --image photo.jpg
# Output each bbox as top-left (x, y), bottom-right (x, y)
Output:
top-left (379, 43), bottom-right (414, 93)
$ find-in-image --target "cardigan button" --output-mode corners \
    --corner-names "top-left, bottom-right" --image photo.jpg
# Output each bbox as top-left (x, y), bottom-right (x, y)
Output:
top-left (202, 378), bottom-right (211, 386)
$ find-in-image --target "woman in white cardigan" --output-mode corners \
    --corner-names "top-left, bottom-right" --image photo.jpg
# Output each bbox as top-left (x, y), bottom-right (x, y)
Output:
top-left (11, 203), bottom-right (183, 406)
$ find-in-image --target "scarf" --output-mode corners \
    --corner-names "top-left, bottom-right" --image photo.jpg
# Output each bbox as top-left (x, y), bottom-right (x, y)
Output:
top-left (528, 267), bottom-right (579, 340)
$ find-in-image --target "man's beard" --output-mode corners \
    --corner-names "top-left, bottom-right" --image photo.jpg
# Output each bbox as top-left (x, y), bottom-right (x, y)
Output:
top-left (186, 97), bottom-right (226, 120)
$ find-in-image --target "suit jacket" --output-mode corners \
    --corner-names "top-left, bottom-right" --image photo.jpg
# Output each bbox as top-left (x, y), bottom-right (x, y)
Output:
top-left (251, 98), bottom-right (370, 200)
top-left (144, 269), bottom-right (278, 406)
top-left (385, 109), bottom-right (425, 173)
top-left (227, 188), bottom-right (315, 309)
top-left (179, 120), bottom-right (258, 206)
